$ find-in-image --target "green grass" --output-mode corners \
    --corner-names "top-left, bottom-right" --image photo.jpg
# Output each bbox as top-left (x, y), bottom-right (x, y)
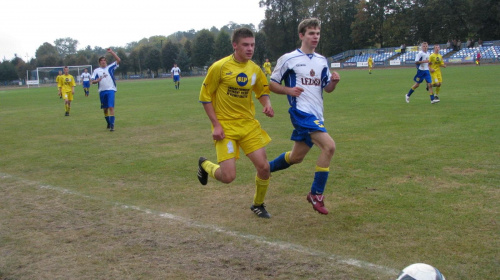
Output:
top-left (1, 65), bottom-right (499, 279)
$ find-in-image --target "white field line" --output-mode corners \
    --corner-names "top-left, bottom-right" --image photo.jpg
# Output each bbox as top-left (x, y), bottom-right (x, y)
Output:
top-left (0, 172), bottom-right (399, 276)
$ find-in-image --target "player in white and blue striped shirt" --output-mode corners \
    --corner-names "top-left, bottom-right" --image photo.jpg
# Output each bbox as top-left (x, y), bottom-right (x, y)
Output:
top-left (268, 18), bottom-right (341, 215)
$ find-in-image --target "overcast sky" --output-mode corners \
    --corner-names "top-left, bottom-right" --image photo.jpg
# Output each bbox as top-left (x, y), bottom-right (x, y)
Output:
top-left (0, 0), bottom-right (266, 61)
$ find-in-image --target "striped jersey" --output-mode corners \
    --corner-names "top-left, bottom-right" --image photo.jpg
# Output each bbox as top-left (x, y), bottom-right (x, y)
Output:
top-left (92, 61), bottom-right (119, 92)
top-left (271, 49), bottom-right (332, 121)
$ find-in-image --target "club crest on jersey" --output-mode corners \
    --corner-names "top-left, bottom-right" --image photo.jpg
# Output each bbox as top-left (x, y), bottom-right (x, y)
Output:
top-left (236, 73), bottom-right (248, 87)
top-left (301, 69), bottom-right (321, 86)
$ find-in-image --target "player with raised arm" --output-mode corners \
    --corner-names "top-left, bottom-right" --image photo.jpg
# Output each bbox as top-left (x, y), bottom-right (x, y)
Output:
top-left (267, 18), bottom-right (341, 215)
top-left (91, 48), bottom-right (121, 131)
top-left (405, 42), bottom-right (438, 104)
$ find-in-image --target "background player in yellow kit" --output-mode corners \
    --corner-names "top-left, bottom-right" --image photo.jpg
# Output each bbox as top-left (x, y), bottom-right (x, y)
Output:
top-left (197, 28), bottom-right (275, 219)
top-left (368, 55), bottom-right (373, 74)
top-left (429, 44), bottom-right (446, 101)
top-left (56, 70), bottom-right (63, 98)
top-left (58, 66), bottom-right (76, 116)
top-left (263, 58), bottom-right (272, 79)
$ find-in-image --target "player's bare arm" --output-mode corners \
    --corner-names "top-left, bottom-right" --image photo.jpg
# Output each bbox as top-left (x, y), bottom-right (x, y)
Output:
top-left (107, 48), bottom-right (121, 64)
top-left (258, 95), bottom-right (274, 118)
top-left (202, 102), bottom-right (225, 141)
top-left (324, 71), bottom-right (340, 93)
top-left (269, 81), bottom-right (304, 97)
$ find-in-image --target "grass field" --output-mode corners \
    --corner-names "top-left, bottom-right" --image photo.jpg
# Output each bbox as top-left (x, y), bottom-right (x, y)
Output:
top-left (1, 65), bottom-right (499, 279)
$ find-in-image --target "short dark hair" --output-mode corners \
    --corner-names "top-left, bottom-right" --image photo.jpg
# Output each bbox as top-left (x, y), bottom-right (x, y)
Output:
top-left (298, 18), bottom-right (321, 35)
top-left (98, 56), bottom-right (106, 63)
top-left (231, 28), bottom-right (254, 44)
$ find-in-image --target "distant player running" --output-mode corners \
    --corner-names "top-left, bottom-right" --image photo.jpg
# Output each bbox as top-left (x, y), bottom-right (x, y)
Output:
top-left (429, 44), bottom-right (446, 101)
top-left (405, 42), bottom-right (439, 104)
top-left (80, 68), bottom-right (91, 97)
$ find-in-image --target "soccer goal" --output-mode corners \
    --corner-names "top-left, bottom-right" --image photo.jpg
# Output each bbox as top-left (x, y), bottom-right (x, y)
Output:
top-left (28, 65), bottom-right (93, 88)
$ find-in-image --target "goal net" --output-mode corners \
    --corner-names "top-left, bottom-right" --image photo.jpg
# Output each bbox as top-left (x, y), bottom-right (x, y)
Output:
top-left (28, 65), bottom-right (93, 88)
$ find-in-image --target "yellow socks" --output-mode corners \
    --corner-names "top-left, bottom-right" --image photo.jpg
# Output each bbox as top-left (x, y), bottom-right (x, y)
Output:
top-left (253, 175), bottom-right (270, 206)
top-left (201, 160), bottom-right (220, 179)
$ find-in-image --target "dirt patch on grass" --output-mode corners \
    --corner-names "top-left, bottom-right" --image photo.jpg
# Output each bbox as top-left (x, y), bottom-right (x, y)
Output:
top-left (0, 175), bottom-right (389, 279)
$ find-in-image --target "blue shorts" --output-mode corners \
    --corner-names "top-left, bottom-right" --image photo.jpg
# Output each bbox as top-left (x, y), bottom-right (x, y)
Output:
top-left (289, 107), bottom-right (328, 148)
top-left (83, 81), bottom-right (90, 88)
top-left (413, 69), bottom-right (432, 84)
top-left (100, 90), bottom-right (115, 109)
top-left (173, 75), bottom-right (180, 82)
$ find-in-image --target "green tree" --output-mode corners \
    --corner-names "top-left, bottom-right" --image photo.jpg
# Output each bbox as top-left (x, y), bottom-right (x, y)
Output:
top-left (145, 48), bottom-right (161, 76)
top-left (212, 31), bottom-right (233, 61)
top-left (138, 45), bottom-right (155, 74)
top-left (314, 0), bottom-right (359, 55)
top-left (54, 37), bottom-right (79, 58)
top-left (128, 49), bottom-right (141, 75)
top-left (0, 60), bottom-right (19, 82)
top-left (192, 29), bottom-right (215, 67)
top-left (184, 40), bottom-right (193, 58)
top-left (260, 0), bottom-right (308, 59)
top-left (351, 0), bottom-right (373, 48)
top-left (10, 56), bottom-right (28, 81)
top-left (162, 41), bottom-right (180, 71)
top-left (35, 43), bottom-right (60, 67)
top-left (176, 48), bottom-right (191, 73)
top-left (115, 49), bottom-right (128, 76)
top-left (468, 0), bottom-right (500, 40)
top-left (254, 31), bottom-right (268, 65)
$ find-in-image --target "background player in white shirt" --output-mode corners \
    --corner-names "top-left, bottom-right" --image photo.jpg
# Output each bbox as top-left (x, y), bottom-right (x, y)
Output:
top-left (405, 42), bottom-right (438, 104)
top-left (268, 18), bottom-right (340, 215)
top-left (171, 64), bottom-right (181, 89)
top-left (80, 68), bottom-right (91, 97)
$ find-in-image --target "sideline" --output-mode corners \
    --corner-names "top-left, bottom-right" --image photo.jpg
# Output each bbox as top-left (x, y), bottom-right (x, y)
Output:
top-left (0, 172), bottom-right (399, 277)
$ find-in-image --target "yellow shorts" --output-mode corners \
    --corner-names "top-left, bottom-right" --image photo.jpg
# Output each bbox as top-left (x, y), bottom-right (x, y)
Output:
top-left (214, 119), bottom-right (271, 163)
top-left (431, 71), bottom-right (442, 84)
top-left (62, 91), bottom-right (74, 101)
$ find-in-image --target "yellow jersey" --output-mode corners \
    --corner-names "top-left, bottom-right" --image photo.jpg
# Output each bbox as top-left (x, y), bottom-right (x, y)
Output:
top-left (367, 57), bottom-right (373, 66)
top-left (58, 74), bottom-right (76, 93)
top-left (200, 54), bottom-right (270, 121)
top-left (263, 61), bottom-right (272, 74)
top-left (429, 53), bottom-right (444, 72)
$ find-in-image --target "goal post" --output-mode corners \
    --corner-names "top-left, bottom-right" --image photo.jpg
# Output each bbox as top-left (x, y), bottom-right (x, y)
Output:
top-left (30, 65), bottom-right (93, 88)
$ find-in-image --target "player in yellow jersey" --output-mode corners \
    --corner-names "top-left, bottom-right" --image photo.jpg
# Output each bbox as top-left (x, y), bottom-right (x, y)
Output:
top-left (56, 70), bottom-right (63, 98)
top-left (197, 27), bottom-right (275, 218)
top-left (429, 44), bottom-right (446, 101)
top-left (263, 58), bottom-right (272, 79)
top-left (367, 56), bottom-right (373, 74)
top-left (58, 66), bottom-right (76, 116)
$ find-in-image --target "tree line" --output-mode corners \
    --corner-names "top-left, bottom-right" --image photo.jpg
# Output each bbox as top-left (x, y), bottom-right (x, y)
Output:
top-left (1, 0), bottom-right (498, 83)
